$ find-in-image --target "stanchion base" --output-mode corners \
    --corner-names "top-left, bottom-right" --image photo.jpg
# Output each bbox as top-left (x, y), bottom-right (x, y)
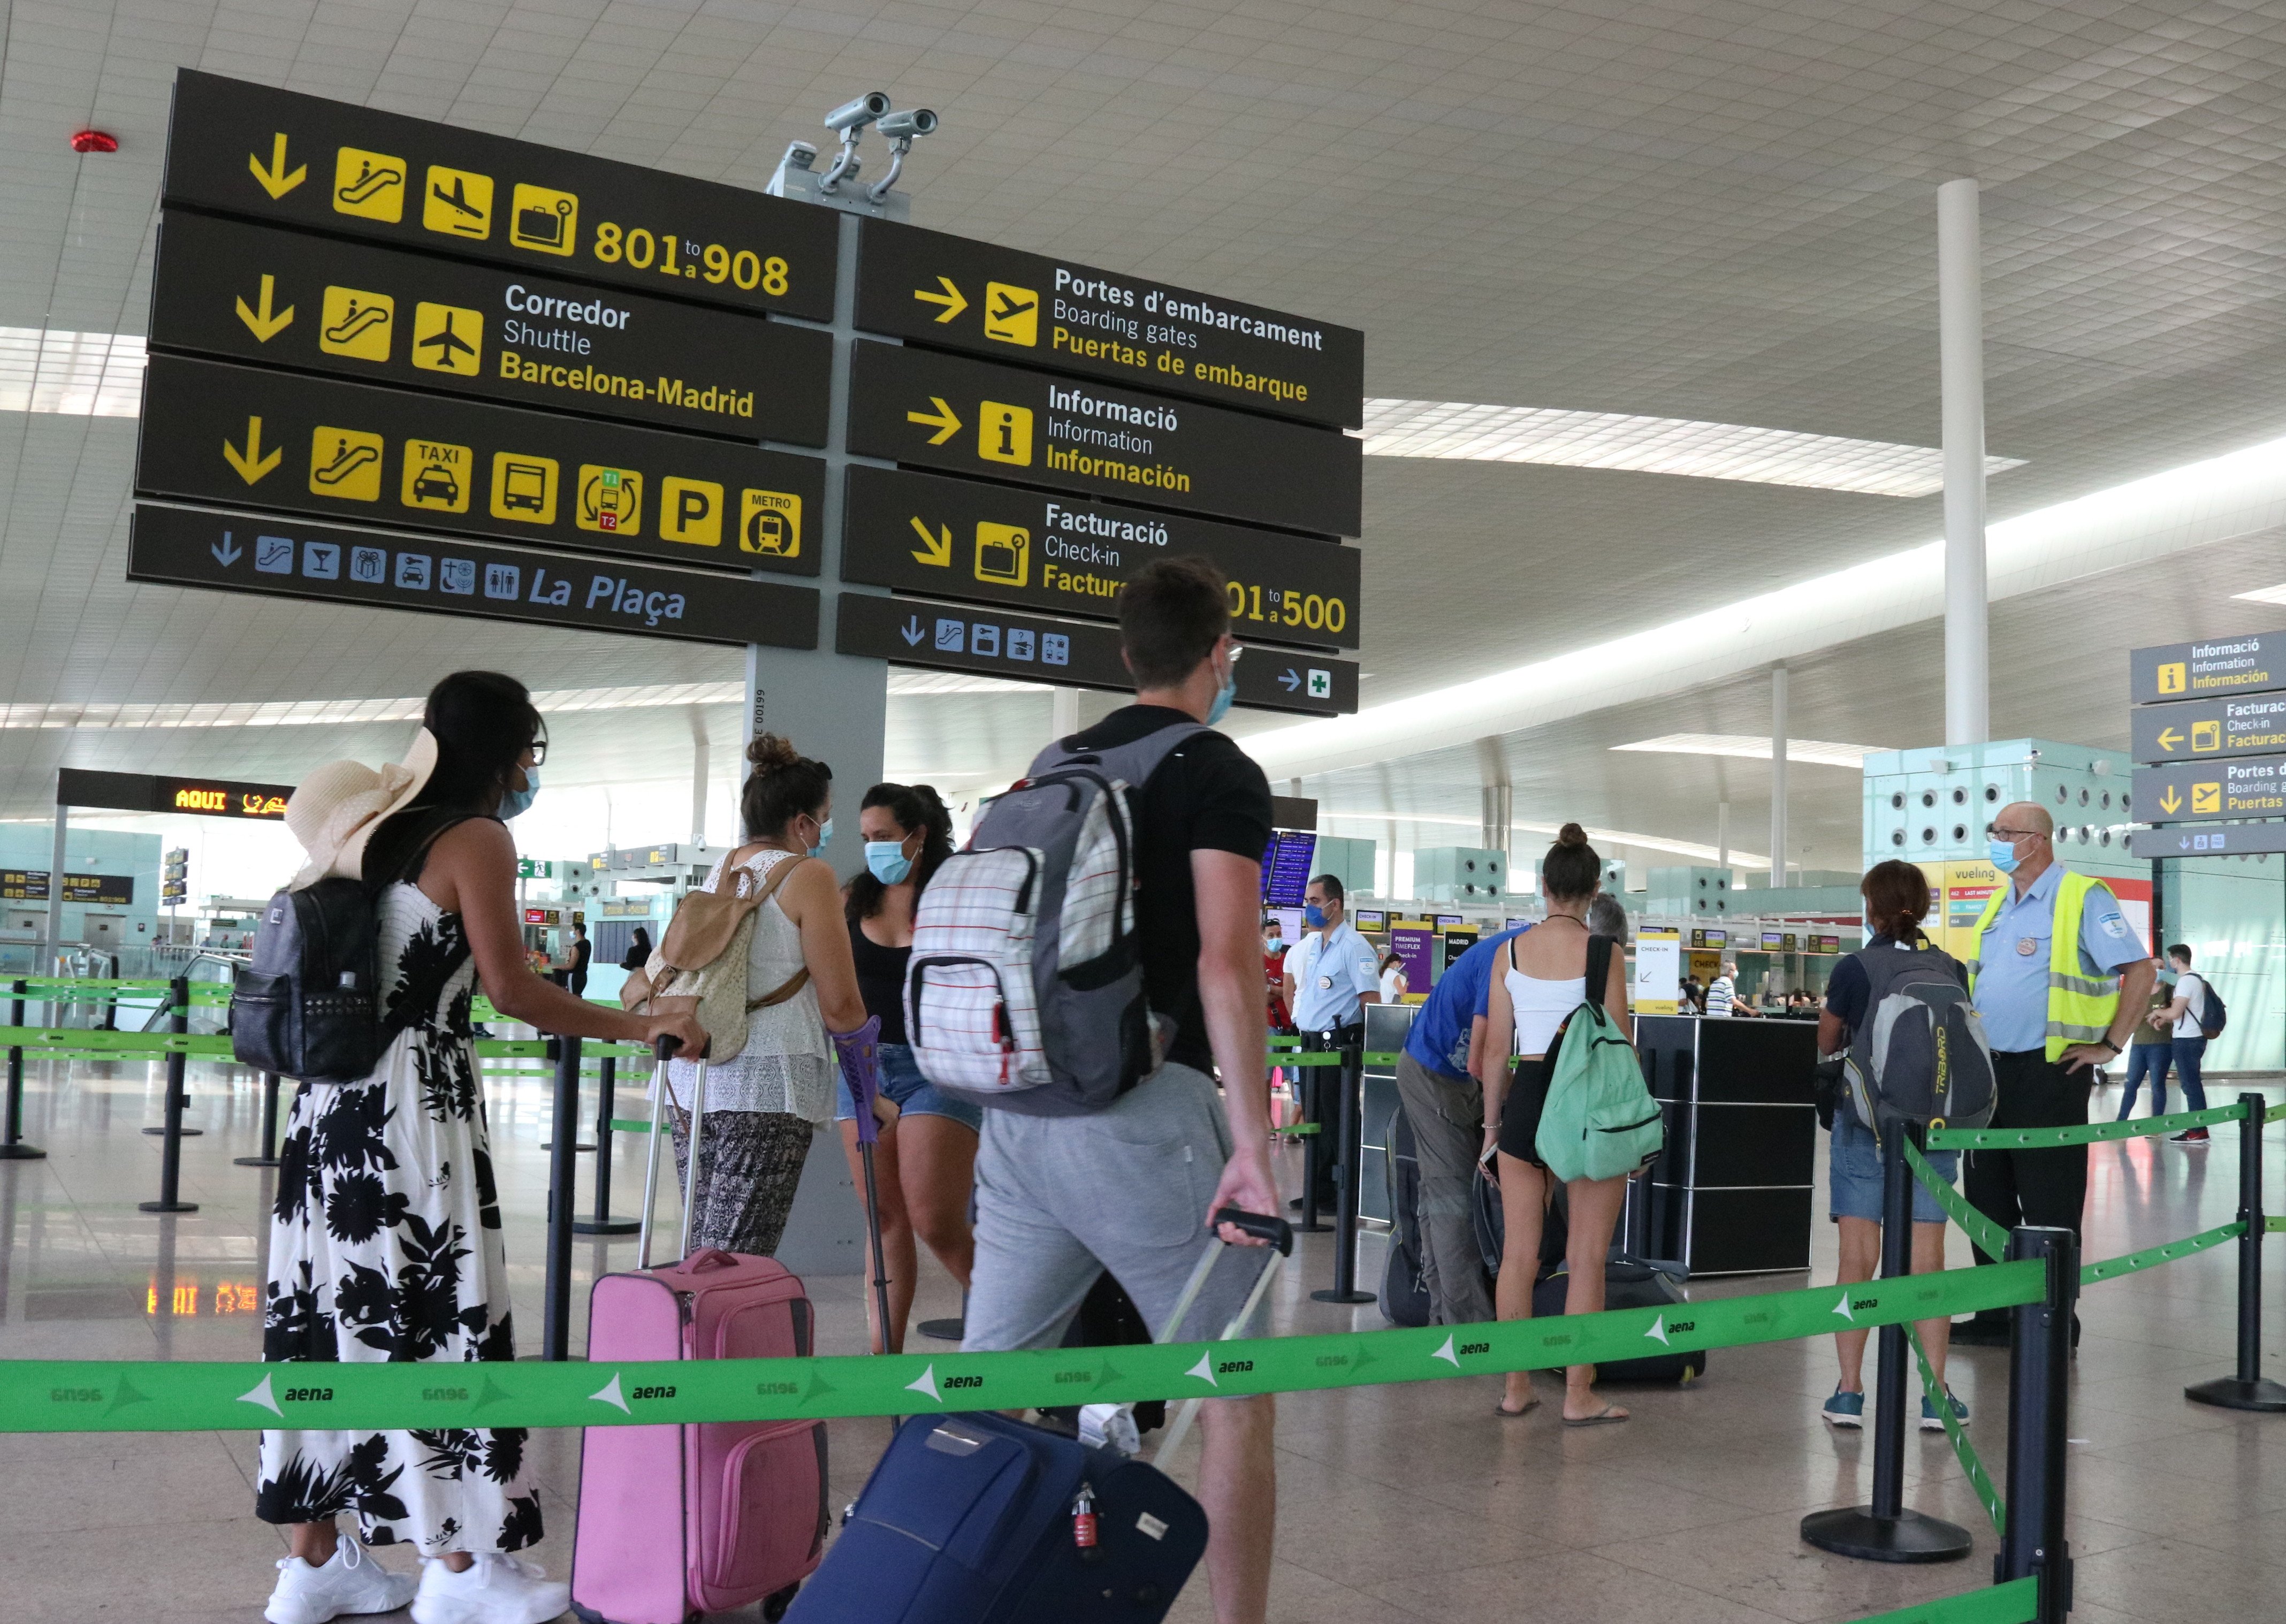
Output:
top-left (539, 1142), bottom-right (597, 1153)
top-left (1799, 1507), bottom-right (1974, 1563)
top-left (0, 1142), bottom-right (46, 1159)
top-left (2183, 1375), bottom-right (2286, 1412)
top-left (137, 1200), bottom-right (199, 1214)
top-left (142, 1126), bottom-right (203, 1137)
top-left (572, 1217), bottom-right (643, 1236)
top-left (231, 1155), bottom-right (281, 1168)
top-left (918, 1317), bottom-right (965, 1341)
top-left (1311, 1288), bottom-right (1376, 1304)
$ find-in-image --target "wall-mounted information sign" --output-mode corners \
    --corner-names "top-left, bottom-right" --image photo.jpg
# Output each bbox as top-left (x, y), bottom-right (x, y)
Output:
top-left (130, 504), bottom-right (819, 650)
top-left (2130, 630), bottom-right (2286, 706)
top-left (2128, 692), bottom-right (2286, 766)
top-left (2132, 758), bottom-right (2286, 824)
top-left (853, 219), bottom-right (1364, 430)
top-left (139, 356), bottom-right (825, 577)
top-left (1690, 928), bottom-right (1727, 949)
top-left (163, 71), bottom-right (838, 319)
top-left (150, 212), bottom-right (831, 445)
top-left (844, 341), bottom-right (1361, 537)
top-left (834, 593), bottom-right (1356, 716)
top-left (841, 465), bottom-right (1358, 650)
top-left (2130, 822), bottom-right (2286, 858)
top-left (1261, 830), bottom-right (1317, 907)
top-left (0, 872), bottom-right (136, 904)
top-left (1354, 909), bottom-right (1388, 930)
top-left (57, 768), bottom-right (294, 819)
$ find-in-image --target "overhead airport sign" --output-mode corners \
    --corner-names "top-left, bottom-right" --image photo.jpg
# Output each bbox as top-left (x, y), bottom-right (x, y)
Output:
top-left (163, 70), bottom-right (837, 321)
top-left (844, 341), bottom-right (1362, 537)
top-left (56, 768), bottom-right (294, 819)
top-left (2129, 692), bottom-right (2286, 766)
top-left (0, 872), bottom-right (135, 905)
top-left (2130, 631), bottom-right (2286, 706)
top-left (835, 593), bottom-right (1357, 716)
top-left (130, 504), bottom-right (820, 650)
top-left (854, 219), bottom-right (1364, 430)
top-left (149, 211), bottom-right (831, 445)
top-left (840, 466), bottom-right (1360, 650)
top-left (138, 356), bottom-right (824, 577)
top-left (2129, 822), bottom-right (2286, 859)
top-left (2130, 759), bottom-right (2286, 825)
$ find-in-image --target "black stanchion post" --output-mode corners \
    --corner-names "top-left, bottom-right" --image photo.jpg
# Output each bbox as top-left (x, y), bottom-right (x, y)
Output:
top-left (1997, 1223), bottom-right (2076, 1622)
top-left (141, 983), bottom-right (202, 1139)
top-left (1801, 1121), bottom-right (1971, 1562)
top-left (234, 1072), bottom-right (283, 1169)
top-left (2, 978), bottom-right (44, 1160)
top-left (542, 1033), bottom-right (581, 1360)
top-left (1313, 1029), bottom-right (1374, 1305)
top-left (574, 1054), bottom-right (641, 1236)
top-left (2185, 1093), bottom-right (2286, 1411)
top-left (139, 977), bottom-right (197, 1214)
top-left (1291, 1040), bottom-right (1331, 1234)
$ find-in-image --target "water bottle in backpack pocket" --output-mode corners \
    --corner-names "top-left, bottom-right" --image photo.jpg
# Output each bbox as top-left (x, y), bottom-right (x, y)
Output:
top-left (1841, 942), bottom-right (1995, 1134)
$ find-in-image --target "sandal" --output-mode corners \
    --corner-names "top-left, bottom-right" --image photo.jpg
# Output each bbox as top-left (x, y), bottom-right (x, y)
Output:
top-left (1561, 1404), bottom-right (1629, 1428)
top-left (1493, 1396), bottom-right (1541, 1418)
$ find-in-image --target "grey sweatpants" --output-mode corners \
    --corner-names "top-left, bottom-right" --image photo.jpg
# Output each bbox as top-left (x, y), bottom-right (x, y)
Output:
top-left (1394, 1053), bottom-right (1495, 1325)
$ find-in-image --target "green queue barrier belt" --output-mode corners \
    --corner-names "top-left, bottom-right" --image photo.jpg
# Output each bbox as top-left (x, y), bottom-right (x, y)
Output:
top-left (1907, 1322), bottom-right (2005, 1534)
top-left (2269, 1215), bottom-right (2286, 1234)
top-left (1926, 1100), bottom-right (2245, 1150)
top-left (0, 1028), bottom-right (653, 1063)
top-left (0, 1256), bottom-right (2045, 1436)
top-left (1904, 1140), bottom-right (2013, 1260)
top-left (1858, 1578), bottom-right (2037, 1624)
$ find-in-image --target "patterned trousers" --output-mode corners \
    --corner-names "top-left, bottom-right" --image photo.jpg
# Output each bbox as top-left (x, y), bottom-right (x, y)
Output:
top-left (668, 1108), bottom-right (815, 1257)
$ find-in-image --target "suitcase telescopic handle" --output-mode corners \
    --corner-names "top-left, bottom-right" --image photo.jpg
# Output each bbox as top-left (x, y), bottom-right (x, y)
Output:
top-left (1212, 1207), bottom-right (1294, 1256)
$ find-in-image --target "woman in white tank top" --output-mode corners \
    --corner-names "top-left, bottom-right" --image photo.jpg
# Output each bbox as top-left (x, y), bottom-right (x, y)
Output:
top-left (1477, 824), bottom-right (1636, 1425)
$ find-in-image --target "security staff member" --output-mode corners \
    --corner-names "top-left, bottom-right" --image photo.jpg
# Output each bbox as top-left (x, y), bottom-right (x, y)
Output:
top-left (1952, 802), bottom-right (2155, 1346)
top-left (1284, 874), bottom-right (1382, 1210)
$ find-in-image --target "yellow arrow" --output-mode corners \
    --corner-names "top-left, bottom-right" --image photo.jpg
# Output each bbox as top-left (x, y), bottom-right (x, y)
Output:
top-left (247, 133), bottom-right (307, 200)
top-left (906, 396), bottom-right (963, 446)
top-left (912, 277), bottom-right (967, 323)
top-left (2159, 786), bottom-right (2183, 815)
top-left (233, 273), bottom-right (294, 341)
top-left (222, 416), bottom-right (282, 485)
top-left (907, 516), bottom-right (954, 567)
top-left (2156, 727), bottom-right (2183, 752)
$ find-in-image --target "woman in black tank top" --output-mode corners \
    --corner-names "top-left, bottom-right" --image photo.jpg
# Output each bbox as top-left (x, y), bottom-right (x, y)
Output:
top-left (836, 783), bottom-right (976, 1353)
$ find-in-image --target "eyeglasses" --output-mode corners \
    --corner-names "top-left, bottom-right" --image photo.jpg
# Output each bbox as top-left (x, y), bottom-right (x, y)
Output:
top-left (528, 733), bottom-right (549, 766)
top-left (1987, 826), bottom-right (2045, 841)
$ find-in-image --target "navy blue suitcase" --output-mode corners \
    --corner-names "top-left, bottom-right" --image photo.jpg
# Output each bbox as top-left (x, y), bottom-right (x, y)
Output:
top-left (782, 1411), bottom-right (1207, 1622)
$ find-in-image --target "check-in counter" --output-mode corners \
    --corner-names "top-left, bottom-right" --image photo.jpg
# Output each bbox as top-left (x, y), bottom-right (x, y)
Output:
top-left (1359, 1001), bottom-right (1415, 1226)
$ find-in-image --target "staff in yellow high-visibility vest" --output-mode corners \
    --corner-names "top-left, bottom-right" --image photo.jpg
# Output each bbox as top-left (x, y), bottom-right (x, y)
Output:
top-left (1950, 802), bottom-right (2155, 1348)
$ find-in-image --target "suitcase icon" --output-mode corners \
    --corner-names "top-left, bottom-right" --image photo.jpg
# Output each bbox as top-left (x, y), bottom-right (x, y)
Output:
top-left (974, 522), bottom-right (1028, 587)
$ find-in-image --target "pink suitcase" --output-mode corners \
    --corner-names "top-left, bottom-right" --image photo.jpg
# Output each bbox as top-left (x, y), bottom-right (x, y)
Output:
top-left (571, 1053), bottom-right (828, 1624)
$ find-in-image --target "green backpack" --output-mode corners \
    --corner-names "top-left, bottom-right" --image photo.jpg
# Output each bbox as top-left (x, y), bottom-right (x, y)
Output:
top-left (1534, 934), bottom-right (1665, 1183)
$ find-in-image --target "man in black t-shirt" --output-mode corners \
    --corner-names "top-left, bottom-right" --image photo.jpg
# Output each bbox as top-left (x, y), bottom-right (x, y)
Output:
top-left (961, 557), bottom-right (1278, 1624)
top-left (567, 924), bottom-right (591, 997)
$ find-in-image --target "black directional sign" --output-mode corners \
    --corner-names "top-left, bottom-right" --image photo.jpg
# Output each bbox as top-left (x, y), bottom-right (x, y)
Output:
top-left (2130, 631), bottom-right (2286, 706)
top-left (150, 211), bottom-right (831, 444)
top-left (131, 504), bottom-right (819, 650)
top-left (844, 341), bottom-right (1361, 537)
top-left (164, 70), bottom-right (837, 320)
top-left (854, 219), bottom-right (1364, 430)
top-left (2129, 822), bottom-right (2286, 859)
top-left (841, 466), bottom-right (1359, 650)
top-left (2131, 759), bottom-right (2286, 825)
top-left (138, 356), bottom-right (825, 577)
top-left (835, 594), bottom-right (1357, 716)
top-left (2129, 693), bottom-right (2286, 767)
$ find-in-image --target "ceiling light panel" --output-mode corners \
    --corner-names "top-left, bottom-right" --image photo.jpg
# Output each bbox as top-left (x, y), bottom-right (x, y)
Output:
top-left (0, 681), bottom-right (746, 731)
top-left (0, 327), bottom-right (145, 417)
top-left (1613, 733), bottom-right (1886, 767)
top-left (2231, 583), bottom-right (2286, 606)
top-left (1361, 399), bottom-right (2025, 498)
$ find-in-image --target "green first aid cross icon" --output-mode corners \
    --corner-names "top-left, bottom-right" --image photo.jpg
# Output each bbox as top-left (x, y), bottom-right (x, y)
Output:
top-left (1307, 669), bottom-right (1332, 699)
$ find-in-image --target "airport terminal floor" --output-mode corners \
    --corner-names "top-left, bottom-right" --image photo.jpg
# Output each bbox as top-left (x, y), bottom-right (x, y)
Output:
top-left (2, 1052), bottom-right (2280, 1624)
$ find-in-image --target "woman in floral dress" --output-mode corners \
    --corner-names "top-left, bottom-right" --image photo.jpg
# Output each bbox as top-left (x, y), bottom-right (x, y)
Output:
top-left (258, 671), bottom-right (704, 1624)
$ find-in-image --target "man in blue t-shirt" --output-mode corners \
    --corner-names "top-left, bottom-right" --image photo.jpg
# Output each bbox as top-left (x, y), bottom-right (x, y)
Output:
top-left (1394, 924), bottom-right (1527, 1325)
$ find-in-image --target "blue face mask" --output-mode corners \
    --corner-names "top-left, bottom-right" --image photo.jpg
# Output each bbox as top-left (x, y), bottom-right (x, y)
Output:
top-left (498, 766), bottom-right (539, 820)
top-left (807, 816), bottom-right (834, 860)
top-left (1303, 903), bottom-right (1328, 929)
top-left (1205, 658), bottom-right (1237, 727)
top-left (865, 840), bottom-right (913, 884)
top-left (1987, 835), bottom-right (2021, 874)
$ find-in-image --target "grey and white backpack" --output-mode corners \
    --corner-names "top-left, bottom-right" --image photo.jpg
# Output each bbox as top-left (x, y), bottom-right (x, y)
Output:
top-left (1842, 940), bottom-right (1997, 1135)
top-left (905, 722), bottom-right (1203, 1116)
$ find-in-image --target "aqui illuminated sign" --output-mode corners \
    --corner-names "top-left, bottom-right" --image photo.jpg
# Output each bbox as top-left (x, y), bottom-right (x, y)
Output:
top-left (57, 768), bottom-right (294, 820)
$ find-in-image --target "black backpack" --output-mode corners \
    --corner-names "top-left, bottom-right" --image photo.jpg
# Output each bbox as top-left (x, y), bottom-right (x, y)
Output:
top-left (1841, 940), bottom-right (1996, 1134)
top-left (231, 811), bottom-right (472, 1084)
top-left (2193, 976), bottom-right (2228, 1039)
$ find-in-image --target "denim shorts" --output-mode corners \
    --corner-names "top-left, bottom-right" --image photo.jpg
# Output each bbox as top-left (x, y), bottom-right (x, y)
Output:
top-left (1828, 1106), bottom-right (1957, 1224)
top-left (833, 1040), bottom-right (985, 1132)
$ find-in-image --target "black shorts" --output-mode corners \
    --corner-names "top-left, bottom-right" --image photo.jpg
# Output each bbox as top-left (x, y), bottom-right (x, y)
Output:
top-left (1496, 1055), bottom-right (1552, 1168)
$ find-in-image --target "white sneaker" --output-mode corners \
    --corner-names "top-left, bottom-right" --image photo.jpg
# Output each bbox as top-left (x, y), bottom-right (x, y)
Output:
top-left (410, 1553), bottom-right (570, 1624)
top-left (265, 1540), bottom-right (420, 1624)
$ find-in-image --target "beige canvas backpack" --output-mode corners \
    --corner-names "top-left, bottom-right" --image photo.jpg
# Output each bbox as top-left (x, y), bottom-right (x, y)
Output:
top-left (621, 855), bottom-right (810, 1062)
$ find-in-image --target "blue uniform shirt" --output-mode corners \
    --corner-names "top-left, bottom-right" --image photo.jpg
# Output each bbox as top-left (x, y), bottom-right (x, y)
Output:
top-left (1288, 919), bottom-right (1382, 1032)
top-left (1401, 926), bottom-right (1528, 1080)
top-left (1972, 864), bottom-right (2145, 1052)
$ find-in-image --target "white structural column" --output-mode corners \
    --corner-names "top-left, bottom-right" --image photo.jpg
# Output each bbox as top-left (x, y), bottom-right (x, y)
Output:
top-left (1051, 687), bottom-right (1080, 746)
top-left (1939, 177), bottom-right (1990, 746)
top-left (688, 707), bottom-right (711, 848)
top-left (1770, 665), bottom-right (1789, 884)
top-left (1718, 798), bottom-right (1730, 876)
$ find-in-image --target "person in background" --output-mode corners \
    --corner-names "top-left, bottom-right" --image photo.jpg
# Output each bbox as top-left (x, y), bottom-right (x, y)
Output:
top-left (1816, 860), bottom-right (1967, 1433)
top-left (620, 924), bottom-right (652, 972)
top-left (2155, 944), bottom-right (2214, 1143)
top-left (2114, 957), bottom-right (2174, 1122)
top-left (256, 672), bottom-right (707, 1624)
top-left (1704, 960), bottom-right (1740, 1017)
top-left (566, 922), bottom-right (591, 998)
top-left (1263, 920), bottom-right (1292, 1033)
top-left (1284, 873), bottom-right (1381, 1212)
top-left (1378, 948), bottom-right (1409, 1004)
top-left (1588, 892), bottom-right (1629, 948)
top-left (1951, 802), bottom-right (2154, 1348)
top-left (836, 781), bottom-right (974, 1353)
top-left (1680, 974), bottom-right (1706, 1014)
top-left (1480, 824), bottom-right (1635, 1425)
top-left (658, 734), bottom-right (872, 1260)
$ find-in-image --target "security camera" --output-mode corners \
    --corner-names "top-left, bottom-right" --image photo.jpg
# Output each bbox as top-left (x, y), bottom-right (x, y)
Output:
top-left (823, 93), bottom-right (892, 133)
top-left (875, 108), bottom-right (938, 141)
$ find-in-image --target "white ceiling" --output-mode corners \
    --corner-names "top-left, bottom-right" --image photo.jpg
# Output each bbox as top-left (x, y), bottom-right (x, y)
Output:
top-left (3, 1), bottom-right (2285, 873)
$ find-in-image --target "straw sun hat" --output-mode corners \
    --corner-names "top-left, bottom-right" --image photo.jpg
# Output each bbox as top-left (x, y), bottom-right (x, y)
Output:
top-left (284, 729), bottom-right (438, 890)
